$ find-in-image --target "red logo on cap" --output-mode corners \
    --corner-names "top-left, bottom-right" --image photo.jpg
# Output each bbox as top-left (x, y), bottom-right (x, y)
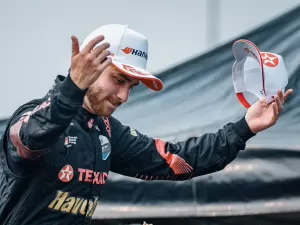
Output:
top-left (261, 53), bottom-right (279, 68)
top-left (122, 47), bottom-right (133, 54)
top-left (58, 165), bottom-right (74, 183)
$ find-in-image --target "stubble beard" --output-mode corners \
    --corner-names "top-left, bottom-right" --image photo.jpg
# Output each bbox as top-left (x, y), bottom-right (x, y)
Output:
top-left (86, 88), bottom-right (114, 117)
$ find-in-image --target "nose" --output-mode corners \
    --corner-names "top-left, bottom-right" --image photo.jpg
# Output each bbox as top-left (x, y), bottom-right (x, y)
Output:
top-left (117, 87), bottom-right (130, 103)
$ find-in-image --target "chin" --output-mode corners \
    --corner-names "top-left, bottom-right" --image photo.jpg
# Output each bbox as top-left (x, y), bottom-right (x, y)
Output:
top-left (91, 100), bottom-right (118, 117)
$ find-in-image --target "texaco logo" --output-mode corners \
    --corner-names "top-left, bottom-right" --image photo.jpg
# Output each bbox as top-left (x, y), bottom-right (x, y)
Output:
top-left (58, 165), bottom-right (74, 183)
top-left (261, 52), bottom-right (279, 67)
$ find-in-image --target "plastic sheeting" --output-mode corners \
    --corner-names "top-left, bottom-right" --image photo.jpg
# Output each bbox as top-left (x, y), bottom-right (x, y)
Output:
top-left (1, 5), bottom-right (300, 224)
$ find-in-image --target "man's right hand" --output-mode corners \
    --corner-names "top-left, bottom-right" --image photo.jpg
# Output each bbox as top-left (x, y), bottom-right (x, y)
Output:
top-left (69, 35), bottom-right (112, 90)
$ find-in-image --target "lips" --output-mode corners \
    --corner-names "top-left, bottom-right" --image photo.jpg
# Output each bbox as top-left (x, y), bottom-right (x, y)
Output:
top-left (108, 100), bottom-right (119, 108)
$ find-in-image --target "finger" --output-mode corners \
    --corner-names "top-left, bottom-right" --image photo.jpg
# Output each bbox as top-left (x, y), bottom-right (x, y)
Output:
top-left (272, 102), bottom-right (279, 123)
top-left (283, 89), bottom-right (293, 102)
top-left (91, 42), bottom-right (110, 58)
top-left (97, 57), bottom-right (112, 72)
top-left (275, 95), bottom-right (282, 113)
top-left (71, 35), bottom-right (80, 57)
top-left (94, 49), bottom-right (111, 65)
top-left (277, 89), bottom-right (284, 104)
top-left (82, 35), bottom-right (105, 53)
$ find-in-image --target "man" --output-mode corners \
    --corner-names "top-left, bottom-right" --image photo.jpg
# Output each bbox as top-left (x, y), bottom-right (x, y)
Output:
top-left (0, 24), bottom-right (292, 224)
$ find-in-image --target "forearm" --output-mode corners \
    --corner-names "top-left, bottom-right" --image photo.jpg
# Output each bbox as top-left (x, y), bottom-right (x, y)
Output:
top-left (111, 116), bottom-right (255, 181)
top-left (165, 117), bottom-right (255, 178)
top-left (9, 75), bottom-right (86, 157)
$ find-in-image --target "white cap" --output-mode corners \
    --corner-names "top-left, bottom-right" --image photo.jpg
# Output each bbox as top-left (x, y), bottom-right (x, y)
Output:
top-left (232, 39), bottom-right (288, 108)
top-left (80, 24), bottom-right (163, 91)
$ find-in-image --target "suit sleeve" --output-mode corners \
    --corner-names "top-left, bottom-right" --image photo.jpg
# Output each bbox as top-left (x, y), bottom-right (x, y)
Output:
top-left (110, 116), bottom-right (255, 181)
top-left (6, 75), bottom-right (86, 161)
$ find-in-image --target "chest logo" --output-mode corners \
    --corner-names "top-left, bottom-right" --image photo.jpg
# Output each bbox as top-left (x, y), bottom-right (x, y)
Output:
top-left (99, 135), bottom-right (111, 160)
top-left (58, 165), bottom-right (74, 183)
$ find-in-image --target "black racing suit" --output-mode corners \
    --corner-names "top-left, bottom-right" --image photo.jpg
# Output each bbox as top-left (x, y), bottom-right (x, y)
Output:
top-left (0, 74), bottom-right (255, 225)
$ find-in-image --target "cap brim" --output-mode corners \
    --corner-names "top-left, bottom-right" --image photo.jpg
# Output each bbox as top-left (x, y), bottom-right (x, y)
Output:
top-left (111, 59), bottom-right (163, 91)
top-left (232, 39), bottom-right (265, 92)
top-left (232, 39), bottom-right (263, 65)
top-left (232, 39), bottom-right (266, 108)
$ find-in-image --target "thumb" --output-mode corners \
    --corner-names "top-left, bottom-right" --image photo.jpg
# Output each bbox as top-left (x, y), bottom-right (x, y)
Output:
top-left (71, 35), bottom-right (80, 57)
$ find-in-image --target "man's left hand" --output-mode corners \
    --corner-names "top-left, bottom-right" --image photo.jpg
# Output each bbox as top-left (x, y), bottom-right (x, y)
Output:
top-left (245, 89), bottom-right (293, 134)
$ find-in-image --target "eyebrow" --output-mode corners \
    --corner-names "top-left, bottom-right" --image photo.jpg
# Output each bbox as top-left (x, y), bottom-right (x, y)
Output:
top-left (119, 74), bottom-right (139, 86)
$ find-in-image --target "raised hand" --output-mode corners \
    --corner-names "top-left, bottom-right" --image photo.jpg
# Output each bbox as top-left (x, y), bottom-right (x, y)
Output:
top-left (69, 35), bottom-right (112, 90)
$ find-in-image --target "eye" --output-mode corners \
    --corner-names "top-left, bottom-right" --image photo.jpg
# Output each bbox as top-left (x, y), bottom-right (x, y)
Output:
top-left (115, 78), bottom-right (125, 85)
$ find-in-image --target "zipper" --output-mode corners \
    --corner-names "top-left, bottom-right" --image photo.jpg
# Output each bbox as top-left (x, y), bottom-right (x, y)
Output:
top-left (83, 126), bottom-right (99, 224)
